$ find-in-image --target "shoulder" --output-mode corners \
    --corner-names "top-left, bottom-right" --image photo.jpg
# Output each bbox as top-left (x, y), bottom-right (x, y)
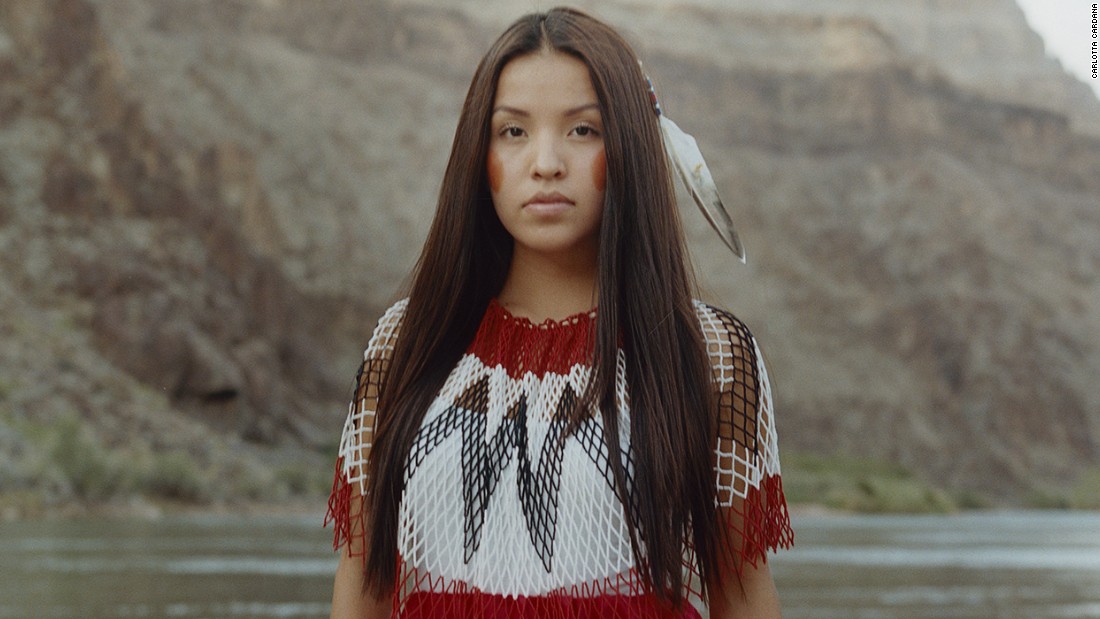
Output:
top-left (691, 299), bottom-right (758, 356)
top-left (691, 299), bottom-right (771, 392)
top-left (364, 297), bottom-right (408, 360)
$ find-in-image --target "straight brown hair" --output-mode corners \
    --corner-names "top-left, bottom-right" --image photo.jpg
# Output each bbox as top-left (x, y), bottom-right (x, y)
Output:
top-left (364, 7), bottom-right (726, 607)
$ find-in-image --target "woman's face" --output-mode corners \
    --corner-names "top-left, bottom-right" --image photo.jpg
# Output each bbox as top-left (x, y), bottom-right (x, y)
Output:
top-left (487, 50), bottom-right (606, 263)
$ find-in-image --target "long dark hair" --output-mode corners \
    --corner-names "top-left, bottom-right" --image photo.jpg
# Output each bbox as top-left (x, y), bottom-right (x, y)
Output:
top-left (365, 7), bottom-right (725, 607)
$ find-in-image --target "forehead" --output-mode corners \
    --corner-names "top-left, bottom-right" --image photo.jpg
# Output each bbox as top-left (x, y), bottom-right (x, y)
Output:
top-left (493, 50), bottom-right (598, 109)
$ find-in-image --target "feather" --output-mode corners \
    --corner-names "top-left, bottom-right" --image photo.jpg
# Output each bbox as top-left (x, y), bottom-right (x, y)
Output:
top-left (659, 114), bottom-right (746, 263)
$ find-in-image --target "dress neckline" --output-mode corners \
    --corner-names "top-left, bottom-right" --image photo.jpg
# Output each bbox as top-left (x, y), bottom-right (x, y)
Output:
top-left (472, 299), bottom-right (596, 378)
top-left (487, 297), bottom-right (597, 331)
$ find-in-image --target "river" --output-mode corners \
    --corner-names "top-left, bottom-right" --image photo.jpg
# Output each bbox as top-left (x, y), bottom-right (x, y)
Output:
top-left (1, 510), bottom-right (1097, 618)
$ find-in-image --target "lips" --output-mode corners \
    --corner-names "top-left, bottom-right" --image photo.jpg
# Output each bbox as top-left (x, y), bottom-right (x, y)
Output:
top-left (522, 192), bottom-right (574, 217)
top-left (524, 191), bottom-right (574, 208)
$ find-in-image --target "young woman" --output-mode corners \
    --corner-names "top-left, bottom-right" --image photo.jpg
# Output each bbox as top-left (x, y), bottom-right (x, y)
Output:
top-left (326, 7), bottom-right (792, 618)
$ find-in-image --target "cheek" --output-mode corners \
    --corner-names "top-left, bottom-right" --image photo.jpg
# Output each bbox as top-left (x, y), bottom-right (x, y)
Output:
top-left (590, 149), bottom-right (606, 193)
top-left (487, 149), bottom-right (503, 194)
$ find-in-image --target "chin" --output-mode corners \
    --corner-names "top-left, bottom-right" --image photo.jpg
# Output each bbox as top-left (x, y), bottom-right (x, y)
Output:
top-left (511, 234), bottom-right (595, 258)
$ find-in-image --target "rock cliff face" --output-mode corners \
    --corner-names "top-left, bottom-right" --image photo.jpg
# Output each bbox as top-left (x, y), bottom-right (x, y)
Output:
top-left (1, 0), bottom-right (1097, 507)
top-left (0, 0), bottom-right (365, 507)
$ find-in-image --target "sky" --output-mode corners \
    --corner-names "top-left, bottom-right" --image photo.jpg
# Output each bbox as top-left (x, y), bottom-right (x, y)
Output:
top-left (1015, 0), bottom-right (1100, 100)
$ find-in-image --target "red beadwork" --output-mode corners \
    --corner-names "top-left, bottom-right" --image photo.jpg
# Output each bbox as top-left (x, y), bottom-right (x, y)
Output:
top-left (467, 299), bottom-right (596, 379)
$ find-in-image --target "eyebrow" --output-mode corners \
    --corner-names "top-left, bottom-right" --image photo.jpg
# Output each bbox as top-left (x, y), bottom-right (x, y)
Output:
top-left (491, 102), bottom-right (600, 117)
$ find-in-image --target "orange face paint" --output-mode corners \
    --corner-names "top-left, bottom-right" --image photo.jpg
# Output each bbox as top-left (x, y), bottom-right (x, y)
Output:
top-left (591, 149), bottom-right (606, 193)
top-left (487, 149), bottom-right (503, 193)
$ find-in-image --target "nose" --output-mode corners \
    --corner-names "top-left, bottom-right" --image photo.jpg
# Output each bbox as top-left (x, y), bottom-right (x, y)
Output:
top-left (531, 134), bottom-right (565, 179)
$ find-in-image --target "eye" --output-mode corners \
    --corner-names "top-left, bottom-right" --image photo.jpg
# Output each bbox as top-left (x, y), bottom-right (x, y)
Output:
top-left (499, 125), bottom-right (525, 138)
top-left (571, 123), bottom-right (600, 138)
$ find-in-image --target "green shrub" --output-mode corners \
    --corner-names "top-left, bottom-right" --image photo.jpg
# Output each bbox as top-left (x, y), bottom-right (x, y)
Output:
top-left (48, 415), bottom-right (130, 500)
top-left (231, 461), bottom-right (276, 502)
top-left (275, 465), bottom-right (311, 496)
top-left (783, 451), bottom-right (956, 513)
top-left (276, 463), bottom-right (333, 497)
top-left (1070, 469), bottom-right (1100, 509)
top-left (143, 451), bottom-right (208, 502)
top-left (1025, 489), bottom-right (1072, 510)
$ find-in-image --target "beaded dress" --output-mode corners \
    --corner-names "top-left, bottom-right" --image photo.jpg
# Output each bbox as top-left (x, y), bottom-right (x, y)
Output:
top-left (326, 298), bottom-right (793, 618)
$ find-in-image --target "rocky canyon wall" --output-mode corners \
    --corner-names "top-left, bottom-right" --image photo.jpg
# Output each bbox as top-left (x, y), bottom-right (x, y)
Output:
top-left (1, 0), bottom-right (1097, 508)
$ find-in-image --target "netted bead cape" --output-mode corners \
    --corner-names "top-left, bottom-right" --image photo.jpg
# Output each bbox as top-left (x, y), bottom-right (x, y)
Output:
top-left (325, 298), bottom-right (793, 617)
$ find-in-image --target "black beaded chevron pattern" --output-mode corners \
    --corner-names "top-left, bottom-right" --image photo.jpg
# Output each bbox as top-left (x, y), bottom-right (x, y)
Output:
top-left (406, 378), bottom-right (621, 573)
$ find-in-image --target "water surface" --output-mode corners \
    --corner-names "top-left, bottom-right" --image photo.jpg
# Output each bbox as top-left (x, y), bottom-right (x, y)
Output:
top-left (773, 511), bottom-right (1100, 619)
top-left (2, 510), bottom-right (1098, 618)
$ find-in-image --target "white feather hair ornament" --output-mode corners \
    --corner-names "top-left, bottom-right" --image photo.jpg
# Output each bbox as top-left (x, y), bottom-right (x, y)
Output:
top-left (645, 73), bottom-right (746, 263)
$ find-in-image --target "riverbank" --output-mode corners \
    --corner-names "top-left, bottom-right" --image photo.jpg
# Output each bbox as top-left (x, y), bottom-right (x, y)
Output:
top-left (4, 447), bottom-right (1098, 523)
top-left (780, 451), bottom-right (1100, 513)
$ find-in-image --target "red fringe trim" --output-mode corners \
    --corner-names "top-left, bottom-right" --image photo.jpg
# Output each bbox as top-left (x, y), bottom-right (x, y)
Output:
top-left (729, 473), bottom-right (794, 576)
top-left (395, 567), bottom-right (701, 619)
top-left (324, 455), bottom-right (366, 564)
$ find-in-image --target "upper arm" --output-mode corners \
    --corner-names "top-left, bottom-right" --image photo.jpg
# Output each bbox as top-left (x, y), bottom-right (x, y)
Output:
top-left (695, 302), bottom-right (792, 611)
top-left (326, 299), bottom-right (406, 557)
